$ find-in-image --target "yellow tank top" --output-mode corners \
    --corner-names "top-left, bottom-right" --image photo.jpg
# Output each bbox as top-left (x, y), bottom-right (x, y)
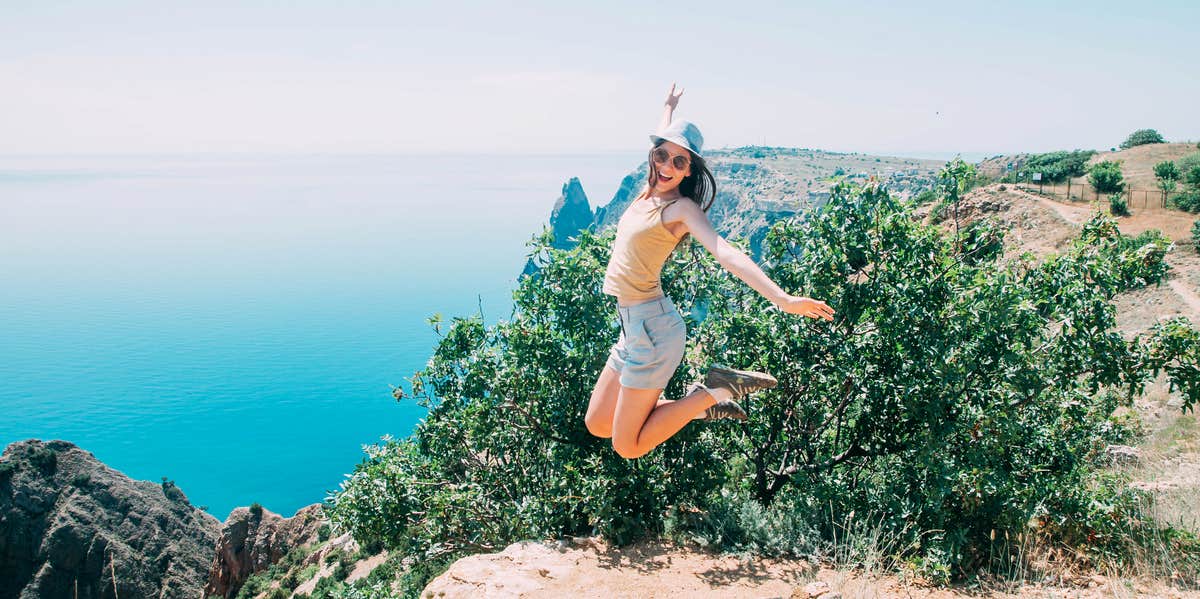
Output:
top-left (602, 198), bottom-right (683, 301)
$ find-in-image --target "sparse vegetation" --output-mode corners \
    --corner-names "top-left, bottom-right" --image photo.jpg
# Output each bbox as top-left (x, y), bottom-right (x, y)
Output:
top-left (1110, 192), bottom-right (1130, 216)
top-left (1089, 160), bottom-right (1126, 193)
top-left (1121, 128), bottom-right (1165, 149)
top-left (27, 446), bottom-right (57, 474)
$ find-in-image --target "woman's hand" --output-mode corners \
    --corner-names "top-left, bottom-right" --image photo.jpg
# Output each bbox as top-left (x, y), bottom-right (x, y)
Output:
top-left (664, 82), bottom-right (684, 110)
top-left (776, 295), bottom-right (835, 320)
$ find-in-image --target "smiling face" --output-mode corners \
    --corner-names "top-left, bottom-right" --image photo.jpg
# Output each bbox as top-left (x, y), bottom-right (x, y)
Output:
top-left (649, 141), bottom-right (693, 195)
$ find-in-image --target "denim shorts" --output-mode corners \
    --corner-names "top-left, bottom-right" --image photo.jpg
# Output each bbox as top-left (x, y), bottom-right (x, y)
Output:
top-left (605, 296), bottom-right (687, 389)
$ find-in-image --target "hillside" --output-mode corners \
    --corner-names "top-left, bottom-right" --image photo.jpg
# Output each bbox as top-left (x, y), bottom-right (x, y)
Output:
top-left (412, 184), bottom-right (1200, 599)
top-left (978, 142), bottom-right (1199, 205)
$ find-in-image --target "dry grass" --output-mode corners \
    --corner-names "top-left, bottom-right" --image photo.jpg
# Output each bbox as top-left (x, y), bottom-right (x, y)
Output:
top-left (1089, 143), bottom-right (1200, 191)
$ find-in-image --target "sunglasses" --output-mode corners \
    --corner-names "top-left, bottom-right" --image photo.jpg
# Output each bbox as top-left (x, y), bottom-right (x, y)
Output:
top-left (651, 147), bottom-right (691, 171)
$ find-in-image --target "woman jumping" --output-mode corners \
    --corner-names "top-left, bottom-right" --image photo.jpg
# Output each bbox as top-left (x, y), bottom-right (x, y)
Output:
top-left (583, 84), bottom-right (836, 459)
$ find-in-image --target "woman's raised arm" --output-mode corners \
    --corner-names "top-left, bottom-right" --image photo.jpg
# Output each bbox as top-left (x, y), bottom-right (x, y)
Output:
top-left (659, 83), bottom-right (684, 132)
top-left (678, 201), bottom-right (835, 320)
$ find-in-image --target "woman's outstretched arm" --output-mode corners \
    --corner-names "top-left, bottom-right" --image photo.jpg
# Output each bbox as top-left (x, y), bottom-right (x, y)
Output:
top-left (659, 83), bottom-right (683, 131)
top-left (677, 201), bottom-right (835, 320)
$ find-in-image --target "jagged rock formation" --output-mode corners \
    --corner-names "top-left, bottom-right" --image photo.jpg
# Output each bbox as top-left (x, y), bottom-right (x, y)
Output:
top-left (0, 439), bottom-right (220, 599)
top-left (204, 503), bottom-right (324, 598)
top-left (548, 178), bottom-right (595, 250)
top-left (523, 177), bottom-right (595, 275)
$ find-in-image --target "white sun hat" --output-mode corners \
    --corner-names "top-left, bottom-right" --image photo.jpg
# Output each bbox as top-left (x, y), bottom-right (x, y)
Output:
top-left (650, 120), bottom-right (704, 157)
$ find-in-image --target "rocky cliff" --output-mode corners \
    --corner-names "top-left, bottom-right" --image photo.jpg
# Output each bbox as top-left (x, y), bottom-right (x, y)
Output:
top-left (204, 503), bottom-right (325, 598)
top-left (0, 439), bottom-right (221, 599)
top-left (523, 177), bottom-right (596, 275)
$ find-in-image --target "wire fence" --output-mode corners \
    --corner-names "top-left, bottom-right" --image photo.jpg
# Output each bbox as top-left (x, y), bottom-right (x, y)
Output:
top-left (1014, 178), bottom-right (1186, 210)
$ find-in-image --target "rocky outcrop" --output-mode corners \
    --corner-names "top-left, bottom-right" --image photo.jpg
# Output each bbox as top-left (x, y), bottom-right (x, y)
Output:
top-left (204, 503), bottom-right (324, 598)
top-left (548, 178), bottom-right (594, 250)
top-left (0, 439), bottom-right (220, 599)
top-left (523, 177), bottom-right (595, 275)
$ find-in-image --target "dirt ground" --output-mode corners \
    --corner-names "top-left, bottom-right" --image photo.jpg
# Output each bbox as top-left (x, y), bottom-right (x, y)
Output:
top-left (421, 535), bottom-right (1198, 599)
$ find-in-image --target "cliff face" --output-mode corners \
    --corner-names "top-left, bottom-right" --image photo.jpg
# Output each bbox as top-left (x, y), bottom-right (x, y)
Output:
top-left (548, 177), bottom-right (594, 250)
top-left (204, 504), bottom-right (324, 598)
top-left (0, 439), bottom-right (220, 599)
top-left (523, 177), bottom-right (595, 275)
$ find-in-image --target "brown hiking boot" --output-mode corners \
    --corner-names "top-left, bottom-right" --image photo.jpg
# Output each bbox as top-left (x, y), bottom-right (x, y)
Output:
top-left (703, 365), bottom-right (777, 400)
top-left (686, 383), bottom-right (748, 421)
top-left (701, 399), bottom-right (748, 420)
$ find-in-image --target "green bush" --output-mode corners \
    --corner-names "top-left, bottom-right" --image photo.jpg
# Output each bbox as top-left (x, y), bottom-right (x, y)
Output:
top-left (1089, 160), bottom-right (1125, 194)
top-left (1188, 165), bottom-right (1200, 191)
top-left (327, 183), bottom-right (1200, 584)
top-left (1005, 150), bottom-right (1094, 183)
top-left (1155, 160), bottom-right (1181, 182)
top-left (1179, 153), bottom-right (1200, 179)
top-left (912, 189), bottom-right (938, 206)
top-left (1193, 221), bottom-right (1200, 253)
top-left (1156, 161), bottom-right (1181, 193)
top-left (1170, 192), bottom-right (1200, 213)
top-left (1109, 192), bottom-right (1129, 216)
top-left (249, 502), bottom-right (264, 518)
top-left (1120, 129), bottom-right (1165, 149)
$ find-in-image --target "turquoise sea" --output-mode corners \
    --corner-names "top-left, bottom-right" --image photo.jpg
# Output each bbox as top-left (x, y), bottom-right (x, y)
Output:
top-left (0, 153), bottom-right (635, 519)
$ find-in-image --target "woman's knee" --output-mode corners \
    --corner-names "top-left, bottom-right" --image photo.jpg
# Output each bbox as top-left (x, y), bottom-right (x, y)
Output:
top-left (584, 411), bottom-right (612, 438)
top-left (610, 432), bottom-right (645, 459)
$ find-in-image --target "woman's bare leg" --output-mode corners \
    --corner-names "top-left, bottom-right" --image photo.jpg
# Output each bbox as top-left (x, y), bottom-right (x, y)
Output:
top-left (611, 385), bottom-right (715, 459)
top-left (585, 365), bottom-right (677, 439)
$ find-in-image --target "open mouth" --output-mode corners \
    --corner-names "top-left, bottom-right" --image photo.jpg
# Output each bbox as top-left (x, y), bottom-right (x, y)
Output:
top-left (658, 174), bottom-right (673, 184)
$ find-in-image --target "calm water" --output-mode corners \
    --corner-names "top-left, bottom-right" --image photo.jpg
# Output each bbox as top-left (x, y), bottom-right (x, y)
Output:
top-left (1, 153), bottom-right (634, 518)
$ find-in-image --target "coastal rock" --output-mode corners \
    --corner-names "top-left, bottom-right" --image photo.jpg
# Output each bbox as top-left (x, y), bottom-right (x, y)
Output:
top-left (0, 439), bottom-right (220, 599)
top-left (203, 503), bottom-right (325, 598)
top-left (548, 177), bottom-right (595, 250)
top-left (523, 177), bottom-right (595, 275)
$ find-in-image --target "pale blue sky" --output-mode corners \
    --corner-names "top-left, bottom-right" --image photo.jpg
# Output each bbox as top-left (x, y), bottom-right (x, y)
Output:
top-left (2, 0), bottom-right (1196, 156)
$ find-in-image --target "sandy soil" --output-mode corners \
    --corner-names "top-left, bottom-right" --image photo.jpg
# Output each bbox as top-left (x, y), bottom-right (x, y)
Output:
top-left (421, 536), bottom-right (1198, 599)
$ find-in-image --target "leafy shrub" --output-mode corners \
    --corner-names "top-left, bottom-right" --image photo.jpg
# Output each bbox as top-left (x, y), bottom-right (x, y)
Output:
top-left (71, 473), bottom-right (92, 488)
top-left (1109, 192), bottom-right (1129, 216)
top-left (249, 502), bottom-right (264, 518)
top-left (1155, 160), bottom-right (1181, 182)
top-left (1179, 153), bottom-right (1200, 179)
top-left (1120, 129), bottom-right (1165, 149)
top-left (0, 460), bottom-right (17, 479)
top-left (1193, 221), bottom-right (1200, 253)
top-left (318, 524), bottom-right (332, 542)
top-left (912, 189), bottom-right (938, 206)
top-left (1089, 160), bottom-right (1125, 193)
top-left (1188, 166), bottom-right (1200, 191)
top-left (1156, 161), bottom-right (1181, 193)
top-left (1170, 192), bottom-right (1200, 213)
top-left (327, 184), bottom-right (1200, 584)
top-left (1005, 150), bottom-right (1095, 183)
top-left (160, 477), bottom-right (187, 502)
